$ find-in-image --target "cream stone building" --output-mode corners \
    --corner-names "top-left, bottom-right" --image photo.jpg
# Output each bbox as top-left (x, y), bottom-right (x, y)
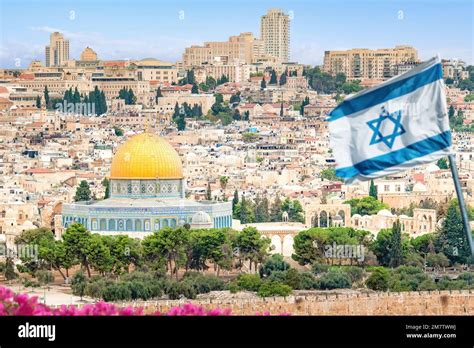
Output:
top-left (80, 47), bottom-right (98, 61)
top-left (323, 46), bottom-right (418, 80)
top-left (183, 32), bottom-right (263, 68)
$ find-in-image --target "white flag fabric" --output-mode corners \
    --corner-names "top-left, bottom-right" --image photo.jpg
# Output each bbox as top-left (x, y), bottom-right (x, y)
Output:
top-left (328, 56), bottom-right (451, 184)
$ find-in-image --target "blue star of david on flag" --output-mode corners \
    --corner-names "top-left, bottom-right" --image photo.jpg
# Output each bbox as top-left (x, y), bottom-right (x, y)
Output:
top-left (366, 107), bottom-right (406, 149)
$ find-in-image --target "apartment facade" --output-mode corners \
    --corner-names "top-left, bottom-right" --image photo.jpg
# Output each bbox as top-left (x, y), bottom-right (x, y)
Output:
top-left (323, 45), bottom-right (418, 80)
top-left (260, 8), bottom-right (290, 62)
top-left (183, 32), bottom-right (259, 68)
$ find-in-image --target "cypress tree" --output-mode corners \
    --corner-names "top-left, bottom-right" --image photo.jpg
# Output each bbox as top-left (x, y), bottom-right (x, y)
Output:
top-left (206, 182), bottom-right (212, 200)
top-left (44, 86), bottom-right (50, 108)
top-left (270, 195), bottom-right (283, 222)
top-left (232, 190), bottom-right (239, 214)
top-left (369, 180), bottom-right (378, 200)
top-left (389, 220), bottom-right (403, 268)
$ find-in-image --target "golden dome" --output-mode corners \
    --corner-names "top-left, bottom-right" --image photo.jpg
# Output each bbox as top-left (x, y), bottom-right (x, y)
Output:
top-left (110, 133), bottom-right (183, 179)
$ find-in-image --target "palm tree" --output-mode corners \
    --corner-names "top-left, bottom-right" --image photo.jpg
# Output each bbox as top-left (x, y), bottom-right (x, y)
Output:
top-left (219, 176), bottom-right (229, 201)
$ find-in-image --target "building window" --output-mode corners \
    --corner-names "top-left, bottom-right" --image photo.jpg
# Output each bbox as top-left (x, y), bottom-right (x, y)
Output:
top-left (92, 219), bottom-right (98, 230)
top-left (108, 219), bottom-right (116, 231)
top-left (126, 219), bottom-right (133, 231)
top-left (144, 220), bottom-right (150, 231)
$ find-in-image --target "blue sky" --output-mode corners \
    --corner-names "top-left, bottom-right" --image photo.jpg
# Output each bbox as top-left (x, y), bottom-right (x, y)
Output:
top-left (0, 0), bottom-right (472, 68)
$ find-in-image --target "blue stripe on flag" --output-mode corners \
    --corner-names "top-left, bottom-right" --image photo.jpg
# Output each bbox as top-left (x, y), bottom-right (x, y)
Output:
top-left (328, 63), bottom-right (442, 122)
top-left (335, 130), bottom-right (451, 179)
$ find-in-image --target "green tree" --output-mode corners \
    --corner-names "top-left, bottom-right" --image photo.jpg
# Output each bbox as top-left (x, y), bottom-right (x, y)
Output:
top-left (87, 234), bottom-right (114, 275)
top-left (191, 83), bottom-right (199, 94)
top-left (436, 157), bottom-right (449, 169)
top-left (344, 196), bottom-right (388, 216)
top-left (114, 126), bottom-right (124, 136)
top-left (279, 71), bottom-right (287, 86)
top-left (62, 223), bottom-right (94, 277)
top-left (236, 227), bottom-right (270, 272)
top-left (255, 193), bottom-right (270, 223)
top-left (232, 190), bottom-right (239, 215)
top-left (44, 86), bottom-right (50, 109)
top-left (239, 195), bottom-right (255, 223)
top-left (102, 177), bottom-right (110, 199)
top-left (35, 95), bottom-right (41, 108)
top-left (260, 77), bottom-right (266, 89)
top-left (281, 198), bottom-right (304, 223)
top-left (155, 87), bottom-right (163, 102)
top-left (436, 200), bottom-right (472, 264)
top-left (269, 69), bottom-right (277, 84)
top-left (175, 114), bottom-right (186, 131)
top-left (219, 176), bottom-right (228, 201)
top-left (74, 180), bottom-right (91, 202)
top-left (369, 180), bottom-right (378, 200)
top-left (320, 168), bottom-right (342, 182)
top-left (142, 227), bottom-right (190, 279)
top-left (389, 220), bottom-right (403, 268)
top-left (4, 257), bottom-right (17, 280)
top-left (206, 181), bottom-right (212, 200)
top-left (270, 195), bottom-right (282, 222)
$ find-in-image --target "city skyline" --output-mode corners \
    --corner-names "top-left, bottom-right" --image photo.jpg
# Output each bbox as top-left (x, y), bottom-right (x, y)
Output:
top-left (0, 0), bottom-right (473, 68)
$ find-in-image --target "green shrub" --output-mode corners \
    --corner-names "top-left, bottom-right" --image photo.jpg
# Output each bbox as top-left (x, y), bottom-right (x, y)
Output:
top-left (71, 271), bottom-right (88, 298)
top-left (102, 282), bottom-right (132, 302)
top-left (267, 270), bottom-right (287, 283)
top-left (128, 281), bottom-right (153, 300)
top-left (184, 274), bottom-right (224, 294)
top-left (418, 279), bottom-right (437, 291)
top-left (227, 282), bottom-right (239, 293)
top-left (299, 271), bottom-right (318, 290)
top-left (343, 267), bottom-right (364, 283)
top-left (236, 274), bottom-right (262, 292)
top-left (164, 280), bottom-right (196, 300)
top-left (35, 270), bottom-right (54, 286)
top-left (312, 263), bottom-right (330, 275)
top-left (426, 253), bottom-right (450, 268)
top-left (259, 254), bottom-right (290, 278)
top-left (283, 268), bottom-right (301, 289)
top-left (257, 281), bottom-right (292, 297)
top-left (317, 270), bottom-right (352, 290)
top-left (403, 253), bottom-right (424, 268)
top-left (457, 272), bottom-right (474, 286)
top-left (22, 278), bottom-right (39, 288)
top-left (365, 268), bottom-right (389, 291)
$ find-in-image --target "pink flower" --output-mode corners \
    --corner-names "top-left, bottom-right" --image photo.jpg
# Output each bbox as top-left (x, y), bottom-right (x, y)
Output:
top-left (0, 286), bottom-right (288, 316)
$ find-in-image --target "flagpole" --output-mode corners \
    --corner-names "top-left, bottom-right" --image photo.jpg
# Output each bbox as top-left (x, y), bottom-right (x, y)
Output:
top-left (448, 154), bottom-right (474, 261)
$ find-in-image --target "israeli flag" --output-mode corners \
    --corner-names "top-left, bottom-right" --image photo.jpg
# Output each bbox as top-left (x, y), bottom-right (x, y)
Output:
top-left (328, 56), bottom-right (451, 184)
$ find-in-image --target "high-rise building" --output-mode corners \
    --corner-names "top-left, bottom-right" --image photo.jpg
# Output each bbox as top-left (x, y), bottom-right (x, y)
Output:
top-left (45, 32), bottom-right (70, 67)
top-left (323, 46), bottom-right (419, 81)
top-left (260, 8), bottom-right (290, 62)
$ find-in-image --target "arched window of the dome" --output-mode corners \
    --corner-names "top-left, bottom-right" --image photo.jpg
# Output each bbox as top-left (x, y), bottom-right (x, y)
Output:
top-left (135, 219), bottom-right (142, 231)
top-left (100, 219), bottom-right (107, 230)
top-left (125, 219), bottom-right (133, 231)
top-left (108, 219), bottom-right (116, 231)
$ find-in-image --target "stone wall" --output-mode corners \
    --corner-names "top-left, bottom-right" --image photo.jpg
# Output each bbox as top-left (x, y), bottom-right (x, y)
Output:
top-left (119, 290), bottom-right (474, 315)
